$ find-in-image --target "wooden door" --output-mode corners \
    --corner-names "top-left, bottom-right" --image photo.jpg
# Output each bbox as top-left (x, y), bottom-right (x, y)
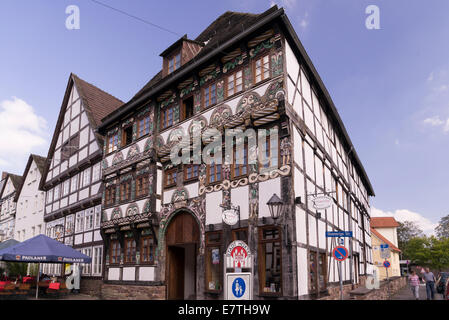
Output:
top-left (168, 246), bottom-right (185, 299)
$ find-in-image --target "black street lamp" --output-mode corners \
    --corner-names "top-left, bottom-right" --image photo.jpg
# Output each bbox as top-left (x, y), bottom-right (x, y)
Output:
top-left (266, 193), bottom-right (285, 224)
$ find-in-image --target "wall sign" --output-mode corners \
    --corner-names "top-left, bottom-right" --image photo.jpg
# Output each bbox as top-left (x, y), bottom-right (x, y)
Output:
top-left (225, 273), bottom-right (252, 300)
top-left (222, 209), bottom-right (239, 226)
top-left (311, 195), bottom-right (333, 210)
top-left (226, 240), bottom-right (251, 268)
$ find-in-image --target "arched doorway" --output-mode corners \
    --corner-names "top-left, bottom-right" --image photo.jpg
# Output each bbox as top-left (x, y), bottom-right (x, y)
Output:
top-left (165, 210), bottom-right (200, 299)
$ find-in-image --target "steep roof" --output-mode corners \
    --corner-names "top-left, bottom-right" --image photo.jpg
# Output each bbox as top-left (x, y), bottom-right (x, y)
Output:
top-left (40, 74), bottom-right (124, 190)
top-left (370, 228), bottom-right (401, 253)
top-left (371, 217), bottom-right (400, 228)
top-left (112, 7), bottom-right (278, 112)
top-left (71, 74), bottom-right (124, 127)
top-left (14, 154), bottom-right (47, 202)
top-left (0, 173), bottom-right (23, 199)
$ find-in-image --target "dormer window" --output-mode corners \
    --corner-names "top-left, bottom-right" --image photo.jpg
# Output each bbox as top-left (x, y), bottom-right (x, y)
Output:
top-left (168, 53), bottom-right (181, 74)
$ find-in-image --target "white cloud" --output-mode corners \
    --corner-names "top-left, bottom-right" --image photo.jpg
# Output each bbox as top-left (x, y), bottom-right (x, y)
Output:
top-left (427, 72), bottom-right (434, 82)
top-left (0, 97), bottom-right (48, 169)
top-left (371, 207), bottom-right (438, 236)
top-left (423, 116), bottom-right (444, 126)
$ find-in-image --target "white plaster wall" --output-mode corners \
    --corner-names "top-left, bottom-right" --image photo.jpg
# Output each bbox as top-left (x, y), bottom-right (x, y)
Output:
top-left (258, 178), bottom-right (281, 218)
top-left (163, 189), bottom-right (175, 204)
top-left (122, 267), bottom-right (135, 281)
top-left (74, 234), bottom-right (83, 245)
top-left (185, 182), bottom-right (199, 199)
top-left (205, 191), bottom-right (222, 225)
top-left (318, 220), bottom-right (326, 250)
top-left (108, 268), bottom-right (120, 281)
top-left (293, 128), bottom-right (303, 168)
top-left (308, 214), bottom-right (317, 247)
top-left (139, 267), bottom-right (155, 281)
top-left (93, 230), bottom-right (102, 242)
top-left (231, 185), bottom-right (249, 220)
top-left (295, 207), bottom-right (307, 245)
top-left (297, 247), bottom-right (308, 297)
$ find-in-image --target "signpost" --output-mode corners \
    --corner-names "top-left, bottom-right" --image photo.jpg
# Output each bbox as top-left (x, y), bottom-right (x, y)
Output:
top-left (332, 246), bottom-right (349, 300)
top-left (224, 240), bottom-right (252, 300)
top-left (380, 243), bottom-right (390, 259)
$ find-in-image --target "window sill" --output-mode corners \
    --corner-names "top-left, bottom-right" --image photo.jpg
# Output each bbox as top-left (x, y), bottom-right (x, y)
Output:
top-left (258, 292), bottom-right (282, 297)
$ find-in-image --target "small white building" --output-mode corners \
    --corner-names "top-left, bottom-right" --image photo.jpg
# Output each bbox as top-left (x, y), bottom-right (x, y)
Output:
top-left (14, 154), bottom-right (47, 242)
top-left (0, 173), bottom-right (23, 242)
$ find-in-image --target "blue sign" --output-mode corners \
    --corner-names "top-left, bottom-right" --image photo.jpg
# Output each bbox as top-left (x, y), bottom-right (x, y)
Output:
top-left (338, 238), bottom-right (344, 245)
top-left (333, 246), bottom-right (349, 261)
top-left (232, 277), bottom-right (246, 298)
top-left (383, 261), bottom-right (390, 268)
top-left (380, 244), bottom-right (389, 249)
top-left (326, 231), bottom-right (353, 238)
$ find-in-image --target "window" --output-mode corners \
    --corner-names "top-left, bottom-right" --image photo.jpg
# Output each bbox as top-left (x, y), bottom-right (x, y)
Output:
top-left (164, 168), bottom-right (177, 188)
top-left (203, 83), bottom-right (216, 108)
top-left (94, 205), bottom-right (101, 228)
top-left (138, 115), bottom-right (151, 138)
top-left (260, 132), bottom-right (279, 171)
top-left (61, 134), bottom-right (79, 161)
top-left (227, 70), bottom-right (243, 97)
top-left (54, 185), bottom-right (60, 200)
top-left (75, 211), bottom-right (84, 233)
top-left (161, 105), bottom-right (174, 129)
top-left (65, 215), bottom-right (74, 235)
top-left (182, 96), bottom-right (194, 121)
top-left (62, 180), bottom-right (70, 197)
top-left (92, 163), bottom-right (101, 183)
top-left (141, 235), bottom-right (155, 264)
top-left (258, 227), bottom-right (282, 295)
top-left (124, 238), bottom-right (136, 263)
top-left (205, 232), bottom-right (222, 292)
top-left (122, 125), bottom-right (133, 147)
top-left (232, 228), bottom-right (248, 242)
top-left (105, 184), bottom-right (116, 207)
top-left (92, 246), bottom-right (103, 276)
top-left (136, 173), bottom-right (149, 198)
top-left (168, 52), bottom-right (181, 74)
top-left (208, 155), bottom-right (222, 184)
top-left (254, 54), bottom-right (270, 84)
top-left (71, 174), bottom-right (78, 193)
top-left (82, 167), bottom-right (91, 188)
top-left (120, 180), bottom-right (131, 202)
top-left (84, 209), bottom-right (94, 231)
top-left (232, 144), bottom-right (248, 178)
top-left (107, 133), bottom-right (119, 153)
top-left (82, 247), bottom-right (92, 275)
top-left (110, 240), bottom-right (121, 264)
top-left (184, 164), bottom-right (199, 182)
top-left (46, 189), bottom-right (53, 204)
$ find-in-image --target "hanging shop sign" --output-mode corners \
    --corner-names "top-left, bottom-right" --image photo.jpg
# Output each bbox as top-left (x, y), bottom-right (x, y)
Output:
top-left (226, 240), bottom-right (251, 269)
top-left (311, 195), bottom-right (333, 210)
top-left (222, 209), bottom-right (239, 226)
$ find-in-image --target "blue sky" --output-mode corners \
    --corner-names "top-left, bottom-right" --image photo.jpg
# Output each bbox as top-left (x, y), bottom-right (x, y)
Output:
top-left (1, 0), bottom-right (448, 233)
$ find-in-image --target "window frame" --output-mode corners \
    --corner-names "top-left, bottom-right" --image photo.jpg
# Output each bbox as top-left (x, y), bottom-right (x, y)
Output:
top-left (119, 179), bottom-right (132, 203)
top-left (121, 125), bottom-right (133, 148)
top-left (109, 239), bottom-right (121, 265)
top-left (104, 183), bottom-right (116, 208)
top-left (184, 164), bottom-right (199, 183)
top-left (205, 231), bottom-right (223, 293)
top-left (232, 142), bottom-right (249, 179)
top-left (164, 168), bottom-right (178, 189)
top-left (168, 52), bottom-right (181, 74)
top-left (160, 105), bottom-right (175, 130)
top-left (253, 53), bottom-right (271, 85)
top-left (124, 237), bottom-right (136, 264)
top-left (140, 235), bottom-right (156, 265)
top-left (137, 114), bottom-right (151, 138)
top-left (203, 83), bottom-right (217, 108)
top-left (135, 172), bottom-right (149, 199)
top-left (107, 132), bottom-right (119, 154)
top-left (258, 225), bottom-right (282, 296)
top-left (225, 68), bottom-right (244, 98)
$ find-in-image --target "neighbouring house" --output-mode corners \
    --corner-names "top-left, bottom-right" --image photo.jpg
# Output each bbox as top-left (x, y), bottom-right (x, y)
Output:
top-left (370, 217), bottom-right (401, 280)
top-left (39, 73), bottom-right (123, 294)
top-left (14, 154), bottom-right (47, 242)
top-left (97, 6), bottom-right (375, 300)
top-left (0, 172), bottom-right (23, 242)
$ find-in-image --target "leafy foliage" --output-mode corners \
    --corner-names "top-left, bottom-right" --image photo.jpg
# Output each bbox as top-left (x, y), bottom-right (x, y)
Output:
top-left (5, 262), bottom-right (27, 276)
top-left (397, 221), bottom-right (424, 253)
top-left (403, 236), bottom-right (449, 271)
top-left (435, 214), bottom-right (449, 239)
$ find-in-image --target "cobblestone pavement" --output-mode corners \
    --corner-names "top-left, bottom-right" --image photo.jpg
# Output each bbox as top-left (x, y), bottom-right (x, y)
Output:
top-left (391, 283), bottom-right (444, 300)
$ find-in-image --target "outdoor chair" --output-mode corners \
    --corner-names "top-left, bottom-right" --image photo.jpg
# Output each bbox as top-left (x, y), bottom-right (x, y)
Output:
top-left (0, 283), bottom-right (17, 299)
top-left (46, 282), bottom-right (69, 299)
top-left (16, 284), bottom-right (31, 296)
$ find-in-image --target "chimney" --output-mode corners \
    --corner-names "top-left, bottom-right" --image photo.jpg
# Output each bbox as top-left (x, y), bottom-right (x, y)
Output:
top-left (2, 172), bottom-right (8, 180)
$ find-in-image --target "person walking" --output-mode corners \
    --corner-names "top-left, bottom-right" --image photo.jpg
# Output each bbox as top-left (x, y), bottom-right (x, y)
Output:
top-left (422, 267), bottom-right (436, 300)
top-left (409, 270), bottom-right (420, 300)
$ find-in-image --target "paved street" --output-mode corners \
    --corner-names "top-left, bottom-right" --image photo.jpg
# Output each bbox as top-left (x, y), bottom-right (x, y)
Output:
top-left (391, 283), bottom-right (444, 300)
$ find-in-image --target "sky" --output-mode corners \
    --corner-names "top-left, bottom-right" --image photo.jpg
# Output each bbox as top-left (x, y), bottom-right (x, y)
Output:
top-left (0, 0), bottom-right (448, 234)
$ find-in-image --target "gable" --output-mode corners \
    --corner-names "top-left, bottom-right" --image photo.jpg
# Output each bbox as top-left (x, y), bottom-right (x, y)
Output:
top-left (1, 177), bottom-right (15, 198)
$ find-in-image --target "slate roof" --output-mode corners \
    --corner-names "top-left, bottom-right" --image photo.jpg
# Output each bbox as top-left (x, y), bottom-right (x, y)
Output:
top-left (0, 173), bottom-right (23, 199)
top-left (370, 228), bottom-right (401, 253)
top-left (371, 217), bottom-right (400, 228)
top-left (14, 154), bottom-right (47, 202)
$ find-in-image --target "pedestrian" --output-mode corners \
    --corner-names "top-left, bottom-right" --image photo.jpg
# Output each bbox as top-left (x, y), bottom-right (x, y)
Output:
top-left (409, 270), bottom-right (420, 300)
top-left (421, 267), bottom-right (436, 300)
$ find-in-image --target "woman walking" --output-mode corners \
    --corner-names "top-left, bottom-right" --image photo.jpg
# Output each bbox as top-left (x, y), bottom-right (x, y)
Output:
top-left (409, 270), bottom-right (420, 300)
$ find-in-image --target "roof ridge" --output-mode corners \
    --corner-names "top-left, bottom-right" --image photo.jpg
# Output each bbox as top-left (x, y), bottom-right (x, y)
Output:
top-left (71, 73), bottom-right (124, 104)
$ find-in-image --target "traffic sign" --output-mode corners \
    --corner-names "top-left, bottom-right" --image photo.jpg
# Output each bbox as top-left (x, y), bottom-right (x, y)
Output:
top-left (380, 243), bottom-right (391, 259)
top-left (383, 261), bottom-right (390, 268)
top-left (332, 246), bottom-right (349, 261)
top-left (326, 231), bottom-right (353, 238)
top-left (338, 237), bottom-right (344, 245)
top-left (225, 273), bottom-right (252, 300)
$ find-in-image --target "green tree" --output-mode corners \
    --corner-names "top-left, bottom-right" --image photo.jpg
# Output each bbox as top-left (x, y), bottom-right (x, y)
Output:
top-left (435, 214), bottom-right (449, 239)
top-left (5, 262), bottom-right (27, 277)
top-left (428, 236), bottom-right (449, 272)
top-left (402, 236), bottom-right (430, 265)
top-left (397, 221), bottom-right (424, 256)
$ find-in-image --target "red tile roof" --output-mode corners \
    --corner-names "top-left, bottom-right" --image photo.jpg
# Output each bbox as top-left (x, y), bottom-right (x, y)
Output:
top-left (370, 228), bottom-right (401, 253)
top-left (370, 217), bottom-right (400, 228)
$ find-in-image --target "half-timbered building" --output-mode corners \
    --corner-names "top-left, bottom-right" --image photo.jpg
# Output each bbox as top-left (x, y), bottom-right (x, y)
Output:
top-left (98, 6), bottom-right (375, 300)
top-left (39, 74), bottom-right (123, 292)
top-left (0, 173), bottom-right (23, 242)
